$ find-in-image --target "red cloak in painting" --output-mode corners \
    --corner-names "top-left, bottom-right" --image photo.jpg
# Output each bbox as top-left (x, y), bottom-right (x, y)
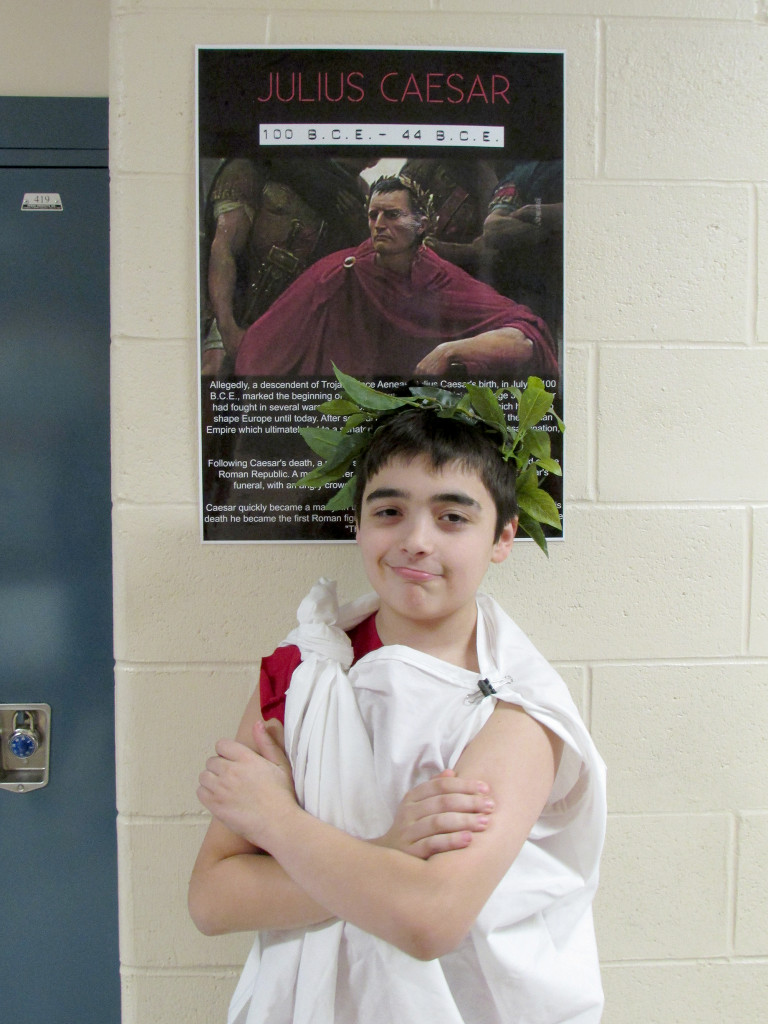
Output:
top-left (234, 239), bottom-right (558, 380)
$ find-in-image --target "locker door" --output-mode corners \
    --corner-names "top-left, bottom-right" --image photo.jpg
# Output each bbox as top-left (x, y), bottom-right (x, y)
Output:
top-left (0, 98), bottom-right (119, 1022)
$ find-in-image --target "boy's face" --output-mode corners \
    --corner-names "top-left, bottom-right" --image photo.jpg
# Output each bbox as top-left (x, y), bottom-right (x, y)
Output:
top-left (356, 455), bottom-right (516, 637)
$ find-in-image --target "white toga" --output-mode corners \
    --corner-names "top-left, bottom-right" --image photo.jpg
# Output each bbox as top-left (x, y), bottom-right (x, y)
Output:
top-left (229, 579), bottom-right (606, 1024)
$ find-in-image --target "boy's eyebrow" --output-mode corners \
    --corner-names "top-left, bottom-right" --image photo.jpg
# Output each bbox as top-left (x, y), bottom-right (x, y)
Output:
top-left (433, 491), bottom-right (481, 509)
top-left (365, 487), bottom-right (409, 503)
top-left (365, 487), bottom-right (481, 509)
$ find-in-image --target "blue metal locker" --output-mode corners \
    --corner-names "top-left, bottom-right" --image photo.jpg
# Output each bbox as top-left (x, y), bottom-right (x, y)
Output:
top-left (0, 97), bottom-right (119, 1022)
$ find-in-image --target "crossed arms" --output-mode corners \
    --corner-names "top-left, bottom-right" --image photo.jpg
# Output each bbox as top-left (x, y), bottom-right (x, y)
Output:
top-left (189, 686), bottom-right (560, 961)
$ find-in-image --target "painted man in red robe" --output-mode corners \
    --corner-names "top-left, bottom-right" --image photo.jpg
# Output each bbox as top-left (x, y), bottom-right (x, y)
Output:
top-left (234, 176), bottom-right (559, 381)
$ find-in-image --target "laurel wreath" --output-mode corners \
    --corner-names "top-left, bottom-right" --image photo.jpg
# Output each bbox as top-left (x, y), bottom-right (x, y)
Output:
top-left (295, 365), bottom-right (564, 555)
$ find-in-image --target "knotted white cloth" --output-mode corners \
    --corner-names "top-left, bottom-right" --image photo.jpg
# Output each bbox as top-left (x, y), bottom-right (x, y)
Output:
top-left (228, 579), bottom-right (606, 1024)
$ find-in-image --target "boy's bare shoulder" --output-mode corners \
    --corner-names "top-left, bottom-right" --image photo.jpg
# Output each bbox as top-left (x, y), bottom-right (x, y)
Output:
top-left (458, 701), bottom-right (562, 784)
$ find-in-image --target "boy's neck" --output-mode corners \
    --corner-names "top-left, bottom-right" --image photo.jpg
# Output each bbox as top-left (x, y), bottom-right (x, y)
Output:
top-left (374, 605), bottom-right (480, 673)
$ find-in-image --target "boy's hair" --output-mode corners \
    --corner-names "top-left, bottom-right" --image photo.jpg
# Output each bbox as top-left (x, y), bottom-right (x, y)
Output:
top-left (353, 407), bottom-right (518, 541)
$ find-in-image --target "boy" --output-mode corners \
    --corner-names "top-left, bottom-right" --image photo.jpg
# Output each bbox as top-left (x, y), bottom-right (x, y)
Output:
top-left (190, 394), bottom-right (606, 1023)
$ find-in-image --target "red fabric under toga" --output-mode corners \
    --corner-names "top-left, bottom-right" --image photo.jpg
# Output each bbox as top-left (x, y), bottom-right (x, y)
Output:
top-left (259, 612), bottom-right (383, 725)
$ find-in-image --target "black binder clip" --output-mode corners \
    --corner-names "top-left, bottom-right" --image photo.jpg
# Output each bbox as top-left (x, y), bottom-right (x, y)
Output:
top-left (465, 678), bottom-right (497, 705)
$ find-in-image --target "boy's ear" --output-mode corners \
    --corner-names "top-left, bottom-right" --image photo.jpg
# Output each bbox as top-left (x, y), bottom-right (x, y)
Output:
top-left (490, 518), bottom-right (517, 564)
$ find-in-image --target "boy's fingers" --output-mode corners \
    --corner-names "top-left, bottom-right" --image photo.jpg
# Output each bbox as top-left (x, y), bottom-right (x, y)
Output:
top-left (215, 737), bottom-right (251, 761)
top-left (409, 830), bottom-right (474, 860)
top-left (409, 774), bottom-right (492, 803)
top-left (409, 811), bottom-right (491, 844)
top-left (411, 792), bottom-right (495, 823)
top-left (262, 718), bottom-right (289, 763)
top-left (252, 719), bottom-right (290, 768)
top-left (263, 717), bottom-right (286, 752)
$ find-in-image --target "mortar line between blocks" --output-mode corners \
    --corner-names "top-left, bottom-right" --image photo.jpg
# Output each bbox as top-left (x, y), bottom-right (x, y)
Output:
top-left (117, 813), bottom-right (211, 826)
top-left (747, 184), bottom-right (758, 345)
top-left (600, 955), bottom-right (768, 968)
top-left (728, 812), bottom-right (739, 954)
top-left (121, 965), bottom-right (242, 978)
top-left (595, 18), bottom-right (605, 179)
top-left (114, 655), bottom-right (768, 672)
top-left (742, 505), bottom-right (754, 655)
top-left (589, 343), bottom-right (599, 501)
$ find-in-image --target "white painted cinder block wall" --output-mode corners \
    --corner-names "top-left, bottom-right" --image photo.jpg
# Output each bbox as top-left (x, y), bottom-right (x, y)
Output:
top-left (5, 1), bottom-right (768, 1021)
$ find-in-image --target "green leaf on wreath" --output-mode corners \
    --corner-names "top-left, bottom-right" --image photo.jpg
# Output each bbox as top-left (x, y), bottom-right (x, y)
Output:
top-left (515, 463), bottom-right (538, 495)
top-left (325, 476), bottom-right (357, 511)
top-left (535, 456), bottom-right (562, 476)
top-left (466, 383), bottom-right (507, 433)
top-left (516, 511), bottom-right (549, 556)
top-left (516, 377), bottom-right (554, 434)
top-left (334, 365), bottom-right (410, 411)
top-left (317, 431), bottom-right (370, 478)
top-left (296, 429), bottom-right (368, 484)
top-left (517, 487), bottom-right (562, 530)
top-left (297, 427), bottom-right (347, 459)
top-left (317, 398), bottom-right (363, 417)
top-left (409, 385), bottom-right (459, 407)
top-left (341, 413), bottom-right (371, 434)
top-left (520, 427), bottom-right (551, 462)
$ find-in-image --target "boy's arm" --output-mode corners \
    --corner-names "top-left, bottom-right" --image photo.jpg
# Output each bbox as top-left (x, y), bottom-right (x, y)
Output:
top-left (189, 819), bottom-right (331, 935)
top-left (199, 701), bottom-right (561, 959)
top-left (188, 691), bottom-right (495, 936)
top-left (188, 688), bottom-right (330, 935)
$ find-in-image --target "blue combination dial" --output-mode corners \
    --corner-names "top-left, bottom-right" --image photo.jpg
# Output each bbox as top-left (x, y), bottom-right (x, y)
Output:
top-left (9, 712), bottom-right (39, 759)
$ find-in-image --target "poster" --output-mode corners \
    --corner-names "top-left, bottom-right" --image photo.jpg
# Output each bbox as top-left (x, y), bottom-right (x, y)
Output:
top-left (197, 47), bottom-right (564, 542)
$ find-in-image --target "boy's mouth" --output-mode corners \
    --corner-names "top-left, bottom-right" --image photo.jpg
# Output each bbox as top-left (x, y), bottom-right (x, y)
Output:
top-left (386, 564), bottom-right (442, 582)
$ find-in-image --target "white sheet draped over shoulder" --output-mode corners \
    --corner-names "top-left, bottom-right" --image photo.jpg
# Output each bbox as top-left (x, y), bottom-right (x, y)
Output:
top-left (228, 579), bottom-right (607, 1024)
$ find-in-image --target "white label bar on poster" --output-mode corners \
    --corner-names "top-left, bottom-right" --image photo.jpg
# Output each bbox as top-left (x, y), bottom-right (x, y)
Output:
top-left (259, 123), bottom-right (504, 147)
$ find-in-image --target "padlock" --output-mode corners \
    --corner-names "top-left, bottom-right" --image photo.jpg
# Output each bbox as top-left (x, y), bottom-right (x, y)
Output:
top-left (9, 710), bottom-right (39, 760)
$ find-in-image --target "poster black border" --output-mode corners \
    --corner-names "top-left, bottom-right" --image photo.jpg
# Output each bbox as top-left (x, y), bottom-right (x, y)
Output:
top-left (196, 45), bottom-right (566, 545)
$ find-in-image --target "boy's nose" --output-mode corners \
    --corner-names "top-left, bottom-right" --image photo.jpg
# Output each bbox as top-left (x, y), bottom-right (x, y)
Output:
top-left (400, 515), bottom-right (433, 554)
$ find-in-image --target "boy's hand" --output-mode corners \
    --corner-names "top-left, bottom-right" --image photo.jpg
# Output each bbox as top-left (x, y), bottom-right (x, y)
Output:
top-left (197, 720), bottom-right (297, 844)
top-left (376, 770), bottom-right (494, 860)
top-left (258, 717), bottom-right (288, 764)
